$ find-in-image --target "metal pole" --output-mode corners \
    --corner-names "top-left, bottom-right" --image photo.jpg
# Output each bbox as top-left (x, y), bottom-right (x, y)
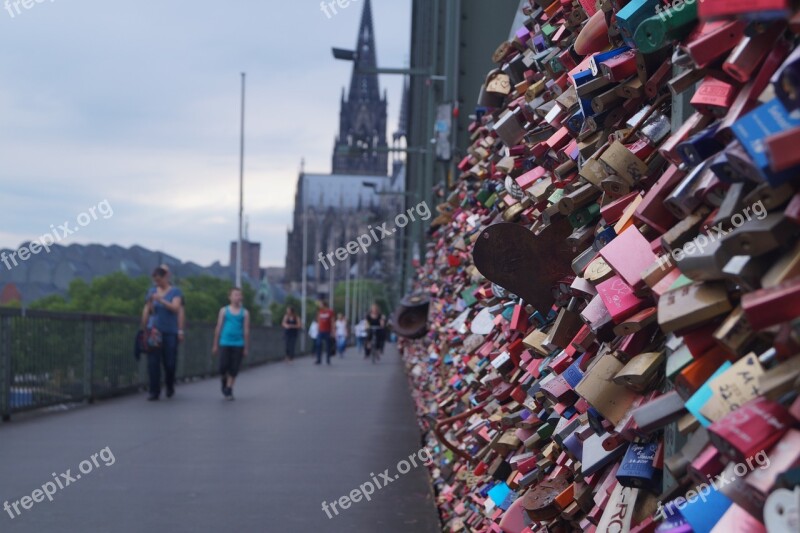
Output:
top-left (1, 315), bottom-right (11, 421)
top-left (236, 72), bottom-right (246, 288)
top-left (446, 0), bottom-right (460, 190)
top-left (354, 272), bottom-right (360, 327)
top-left (329, 254), bottom-right (335, 309)
top-left (350, 266), bottom-right (355, 331)
top-left (427, 0), bottom-right (440, 209)
top-left (301, 210), bottom-right (308, 353)
top-left (358, 275), bottom-right (363, 320)
top-left (345, 255), bottom-right (351, 322)
top-left (83, 322), bottom-right (95, 404)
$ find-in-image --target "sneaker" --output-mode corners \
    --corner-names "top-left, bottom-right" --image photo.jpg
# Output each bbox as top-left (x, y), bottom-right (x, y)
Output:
top-left (166, 388), bottom-right (175, 398)
top-left (226, 393), bottom-right (235, 401)
top-left (147, 395), bottom-right (159, 401)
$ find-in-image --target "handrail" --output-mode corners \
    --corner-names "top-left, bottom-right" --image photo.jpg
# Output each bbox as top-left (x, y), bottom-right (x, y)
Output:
top-left (0, 309), bottom-right (297, 422)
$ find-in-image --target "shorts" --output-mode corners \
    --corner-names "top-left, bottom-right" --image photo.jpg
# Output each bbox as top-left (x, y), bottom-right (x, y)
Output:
top-left (220, 346), bottom-right (244, 377)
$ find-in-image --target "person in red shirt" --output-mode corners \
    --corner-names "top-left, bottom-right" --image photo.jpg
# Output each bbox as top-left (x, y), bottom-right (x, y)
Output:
top-left (315, 299), bottom-right (335, 365)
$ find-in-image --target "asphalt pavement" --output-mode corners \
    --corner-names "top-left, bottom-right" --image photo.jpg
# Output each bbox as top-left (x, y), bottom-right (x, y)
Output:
top-left (0, 344), bottom-right (440, 533)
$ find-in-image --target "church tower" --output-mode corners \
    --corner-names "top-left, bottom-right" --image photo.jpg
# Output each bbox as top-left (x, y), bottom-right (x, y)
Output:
top-left (331, 0), bottom-right (389, 176)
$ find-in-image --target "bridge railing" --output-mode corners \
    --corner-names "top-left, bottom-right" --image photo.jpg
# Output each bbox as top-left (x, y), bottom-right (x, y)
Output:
top-left (0, 307), bottom-right (295, 421)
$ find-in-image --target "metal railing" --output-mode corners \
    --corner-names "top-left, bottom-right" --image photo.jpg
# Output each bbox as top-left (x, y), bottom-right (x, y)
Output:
top-left (0, 308), bottom-right (300, 421)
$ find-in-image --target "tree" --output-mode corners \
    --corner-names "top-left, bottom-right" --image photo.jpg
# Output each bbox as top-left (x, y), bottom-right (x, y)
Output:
top-left (333, 279), bottom-right (390, 319)
top-left (27, 273), bottom-right (264, 324)
top-left (29, 274), bottom-right (150, 316)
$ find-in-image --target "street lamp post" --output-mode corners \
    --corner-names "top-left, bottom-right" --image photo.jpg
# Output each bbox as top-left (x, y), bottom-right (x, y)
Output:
top-left (300, 208), bottom-right (308, 353)
top-left (345, 254), bottom-right (350, 324)
top-left (329, 253), bottom-right (334, 309)
top-left (236, 72), bottom-right (246, 288)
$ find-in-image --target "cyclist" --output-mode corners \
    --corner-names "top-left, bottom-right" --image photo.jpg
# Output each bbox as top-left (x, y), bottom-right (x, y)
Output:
top-left (364, 303), bottom-right (386, 363)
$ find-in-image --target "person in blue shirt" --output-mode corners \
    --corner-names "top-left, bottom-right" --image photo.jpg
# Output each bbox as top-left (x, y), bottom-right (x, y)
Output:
top-left (212, 287), bottom-right (250, 400)
top-left (140, 266), bottom-right (184, 401)
top-left (144, 264), bottom-right (185, 334)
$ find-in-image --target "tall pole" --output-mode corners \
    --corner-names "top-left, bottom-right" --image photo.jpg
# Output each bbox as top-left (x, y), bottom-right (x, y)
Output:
top-left (329, 255), bottom-right (335, 309)
top-left (353, 271), bottom-right (359, 330)
top-left (301, 210), bottom-right (308, 353)
top-left (356, 271), bottom-right (361, 323)
top-left (345, 255), bottom-right (351, 321)
top-left (236, 72), bottom-right (246, 288)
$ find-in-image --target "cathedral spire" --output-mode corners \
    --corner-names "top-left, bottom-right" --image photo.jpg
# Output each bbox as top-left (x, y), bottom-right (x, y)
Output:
top-left (331, 0), bottom-right (388, 176)
top-left (348, 0), bottom-right (379, 105)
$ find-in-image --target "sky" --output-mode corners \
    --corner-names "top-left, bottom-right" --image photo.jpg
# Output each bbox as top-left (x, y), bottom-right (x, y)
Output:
top-left (0, 0), bottom-right (411, 268)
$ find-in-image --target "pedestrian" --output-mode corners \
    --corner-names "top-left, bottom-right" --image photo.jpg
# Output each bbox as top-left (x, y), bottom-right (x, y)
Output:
top-left (144, 264), bottom-right (185, 334)
top-left (282, 306), bottom-right (301, 362)
top-left (374, 307), bottom-right (387, 358)
top-left (212, 287), bottom-right (250, 401)
top-left (315, 299), bottom-right (334, 365)
top-left (309, 320), bottom-right (319, 355)
top-left (355, 319), bottom-right (367, 354)
top-left (335, 313), bottom-right (348, 357)
top-left (140, 266), bottom-right (184, 401)
top-left (364, 303), bottom-right (386, 363)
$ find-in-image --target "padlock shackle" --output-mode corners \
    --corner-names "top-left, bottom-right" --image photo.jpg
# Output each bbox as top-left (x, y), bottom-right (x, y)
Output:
top-left (433, 399), bottom-right (490, 464)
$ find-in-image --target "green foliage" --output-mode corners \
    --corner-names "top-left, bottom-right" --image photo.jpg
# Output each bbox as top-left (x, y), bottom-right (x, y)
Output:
top-left (29, 273), bottom-right (150, 316)
top-left (179, 275), bottom-right (263, 324)
top-left (333, 279), bottom-right (390, 319)
top-left (28, 273), bottom-right (263, 324)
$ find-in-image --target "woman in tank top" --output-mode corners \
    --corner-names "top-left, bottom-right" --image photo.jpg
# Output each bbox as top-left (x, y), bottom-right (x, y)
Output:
top-left (282, 306), bottom-right (301, 362)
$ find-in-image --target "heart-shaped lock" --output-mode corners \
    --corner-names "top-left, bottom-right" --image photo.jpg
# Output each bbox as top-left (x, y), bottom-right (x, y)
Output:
top-left (472, 221), bottom-right (575, 313)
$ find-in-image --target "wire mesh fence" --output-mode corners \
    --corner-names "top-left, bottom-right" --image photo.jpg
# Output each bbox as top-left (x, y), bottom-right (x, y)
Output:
top-left (0, 308), bottom-right (297, 420)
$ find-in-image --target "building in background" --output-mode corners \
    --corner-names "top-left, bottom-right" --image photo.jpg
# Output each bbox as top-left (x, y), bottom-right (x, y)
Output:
top-left (229, 239), bottom-right (261, 283)
top-left (285, 0), bottom-right (406, 303)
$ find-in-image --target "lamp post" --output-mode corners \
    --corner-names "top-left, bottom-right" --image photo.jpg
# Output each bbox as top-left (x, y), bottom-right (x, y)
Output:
top-left (345, 254), bottom-right (350, 323)
top-left (329, 251), bottom-right (334, 309)
top-left (236, 72), bottom-right (246, 288)
top-left (300, 208), bottom-right (309, 353)
top-left (353, 274), bottom-right (359, 332)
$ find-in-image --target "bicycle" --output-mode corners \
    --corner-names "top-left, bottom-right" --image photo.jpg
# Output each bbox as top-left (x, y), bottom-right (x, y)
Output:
top-left (365, 326), bottom-right (383, 364)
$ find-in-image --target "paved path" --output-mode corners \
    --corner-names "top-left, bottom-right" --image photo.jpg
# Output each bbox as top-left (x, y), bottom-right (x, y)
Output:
top-left (0, 345), bottom-right (440, 533)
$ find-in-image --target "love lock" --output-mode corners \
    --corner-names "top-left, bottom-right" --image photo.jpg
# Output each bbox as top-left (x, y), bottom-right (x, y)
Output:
top-left (472, 220), bottom-right (575, 314)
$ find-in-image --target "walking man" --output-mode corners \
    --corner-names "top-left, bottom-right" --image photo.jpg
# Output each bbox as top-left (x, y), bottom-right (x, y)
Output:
top-left (315, 299), bottom-right (334, 365)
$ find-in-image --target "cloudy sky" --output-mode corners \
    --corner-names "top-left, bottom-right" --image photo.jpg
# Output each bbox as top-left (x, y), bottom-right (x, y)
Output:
top-left (0, 0), bottom-right (411, 267)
